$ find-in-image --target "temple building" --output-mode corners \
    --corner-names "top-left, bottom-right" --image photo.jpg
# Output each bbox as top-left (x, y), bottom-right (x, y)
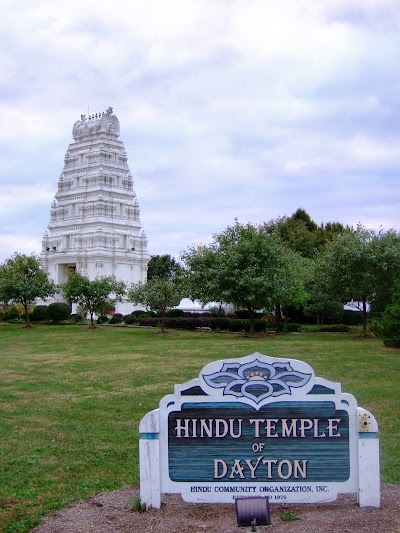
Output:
top-left (40, 107), bottom-right (150, 313)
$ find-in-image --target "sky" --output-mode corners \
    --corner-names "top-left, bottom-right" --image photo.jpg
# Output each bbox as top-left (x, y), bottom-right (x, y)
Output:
top-left (1, 0), bottom-right (400, 264)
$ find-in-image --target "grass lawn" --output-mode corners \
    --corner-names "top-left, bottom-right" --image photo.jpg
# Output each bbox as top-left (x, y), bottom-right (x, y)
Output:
top-left (0, 323), bottom-right (399, 532)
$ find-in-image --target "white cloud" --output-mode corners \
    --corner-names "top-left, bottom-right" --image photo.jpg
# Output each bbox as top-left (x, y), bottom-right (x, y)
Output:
top-left (1, 0), bottom-right (400, 263)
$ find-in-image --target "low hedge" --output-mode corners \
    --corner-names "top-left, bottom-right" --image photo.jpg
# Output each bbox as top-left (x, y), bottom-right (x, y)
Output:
top-left (318, 324), bottom-right (352, 332)
top-left (210, 317), bottom-right (230, 331)
top-left (132, 316), bottom-right (288, 333)
top-left (265, 321), bottom-right (285, 332)
top-left (136, 317), bottom-right (210, 329)
top-left (283, 323), bottom-right (303, 333)
top-left (109, 316), bottom-right (123, 324)
top-left (123, 315), bottom-right (137, 325)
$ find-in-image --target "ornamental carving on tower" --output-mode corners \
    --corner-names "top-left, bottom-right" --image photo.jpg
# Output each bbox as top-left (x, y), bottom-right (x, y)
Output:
top-left (72, 107), bottom-right (120, 140)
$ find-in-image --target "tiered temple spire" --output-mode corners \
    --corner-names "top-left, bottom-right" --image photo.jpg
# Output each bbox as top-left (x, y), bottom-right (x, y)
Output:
top-left (40, 107), bottom-right (150, 312)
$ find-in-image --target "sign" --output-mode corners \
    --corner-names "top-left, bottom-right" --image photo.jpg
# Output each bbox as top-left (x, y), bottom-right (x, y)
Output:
top-left (139, 353), bottom-right (379, 509)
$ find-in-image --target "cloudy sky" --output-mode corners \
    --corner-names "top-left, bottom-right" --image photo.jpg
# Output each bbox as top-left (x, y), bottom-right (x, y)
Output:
top-left (1, 0), bottom-right (400, 263)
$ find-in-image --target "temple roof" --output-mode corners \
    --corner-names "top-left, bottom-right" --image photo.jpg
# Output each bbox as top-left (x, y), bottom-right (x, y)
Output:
top-left (72, 106), bottom-right (120, 140)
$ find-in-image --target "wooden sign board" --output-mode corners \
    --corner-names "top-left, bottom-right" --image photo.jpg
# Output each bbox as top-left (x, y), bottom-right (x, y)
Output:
top-left (140, 353), bottom-right (379, 509)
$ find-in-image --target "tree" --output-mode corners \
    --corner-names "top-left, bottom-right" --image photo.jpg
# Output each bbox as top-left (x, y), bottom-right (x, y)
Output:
top-left (182, 220), bottom-right (307, 333)
top-left (0, 253), bottom-right (56, 327)
top-left (147, 254), bottom-right (181, 281)
top-left (318, 225), bottom-right (400, 334)
top-left (264, 213), bottom-right (318, 259)
top-left (128, 278), bottom-right (185, 333)
top-left (264, 209), bottom-right (347, 259)
top-left (60, 272), bottom-right (126, 328)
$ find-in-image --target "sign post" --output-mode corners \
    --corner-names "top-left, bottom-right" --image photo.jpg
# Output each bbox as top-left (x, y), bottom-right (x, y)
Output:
top-left (139, 353), bottom-right (379, 509)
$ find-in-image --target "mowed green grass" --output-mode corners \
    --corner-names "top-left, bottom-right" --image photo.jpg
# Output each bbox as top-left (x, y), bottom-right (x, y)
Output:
top-left (0, 324), bottom-right (399, 532)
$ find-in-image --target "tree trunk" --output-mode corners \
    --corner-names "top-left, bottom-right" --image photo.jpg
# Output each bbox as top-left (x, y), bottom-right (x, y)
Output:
top-left (247, 306), bottom-right (255, 334)
top-left (275, 304), bottom-right (282, 332)
top-left (160, 309), bottom-right (166, 333)
top-left (362, 298), bottom-right (368, 335)
top-left (23, 301), bottom-right (31, 328)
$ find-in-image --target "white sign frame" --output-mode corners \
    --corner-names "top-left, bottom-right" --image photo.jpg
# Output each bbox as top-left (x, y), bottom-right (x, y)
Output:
top-left (139, 353), bottom-right (379, 509)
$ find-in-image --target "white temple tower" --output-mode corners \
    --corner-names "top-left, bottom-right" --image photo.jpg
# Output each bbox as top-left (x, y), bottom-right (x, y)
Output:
top-left (40, 107), bottom-right (150, 313)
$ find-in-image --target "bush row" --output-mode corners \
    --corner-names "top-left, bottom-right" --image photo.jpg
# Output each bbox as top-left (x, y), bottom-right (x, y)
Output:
top-left (0, 303), bottom-right (73, 323)
top-left (127, 316), bottom-right (302, 332)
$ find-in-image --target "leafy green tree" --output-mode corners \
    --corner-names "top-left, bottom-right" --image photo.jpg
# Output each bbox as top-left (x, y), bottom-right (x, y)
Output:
top-left (264, 213), bottom-right (318, 259)
top-left (128, 278), bottom-right (185, 333)
top-left (291, 207), bottom-right (318, 231)
top-left (264, 209), bottom-right (346, 258)
top-left (302, 256), bottom-right (344, 326)
top-left (317, 221), bottom-right (347, 244)
top-left (147, 254), bottom-right (181, 281)
top-left (60, 272), bottom-right (126, 328)
top-left (303, 298), bottom-right (344, 326)
top-left (182, 220), bottom-right (307, 333)
top-left (0, 253), bottom-right (56, 327)
top-left (318, 225), bottom-right (400, 334)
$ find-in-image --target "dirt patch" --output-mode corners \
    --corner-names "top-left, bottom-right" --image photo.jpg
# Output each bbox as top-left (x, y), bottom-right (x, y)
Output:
top-left (30, 484), bottom-right (400, 533)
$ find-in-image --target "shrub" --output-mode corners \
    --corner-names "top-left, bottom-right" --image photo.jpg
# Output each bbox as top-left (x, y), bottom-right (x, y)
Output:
top-left (135, 317), bottom-right (211, 330)
top-left (136, 317), bottom-right (158, 327)
top-left (373, 303), bottom-right (400, 347)
top-left (47, 302), bottom-right (71, 323)
top-left (123, 315), bottom-right (137, 325)
top-left (265, 321), bottom-right (285, 332)
top-left (97, 315), bottom-right (109, 324)
top-left (318, 324), bottom-right (351, 333)
top-left (284, 323), bottom-right (303, 333)
top-left (165, 309), bottom-right (185, 318)
top-left (31, 305), bottom-right (49, 322)
top-left (135, 311), bottom-right (157, 318)
top-left (3, 306), bottom-right (20, 321)
top-left (209, 317), bottom-right (230, 331)
top-left (228, 319), bottom-right (247, 332)
top-left (165, 317), bottom-right (205, 330)
top-left (131, 309), bottom-right (147, 316)
top-left (109, 316), bottom-right (123, 324)
top-left (253, 319), bottom-right (267, 333)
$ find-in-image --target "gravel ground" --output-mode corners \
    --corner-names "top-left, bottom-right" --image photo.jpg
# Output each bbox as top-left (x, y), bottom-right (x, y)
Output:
top-left (30, 484), bottom-right (399, 533)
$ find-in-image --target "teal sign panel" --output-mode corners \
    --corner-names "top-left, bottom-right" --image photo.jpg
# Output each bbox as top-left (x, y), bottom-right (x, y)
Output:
top-left (168, 400), bottom-right (350, 483)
